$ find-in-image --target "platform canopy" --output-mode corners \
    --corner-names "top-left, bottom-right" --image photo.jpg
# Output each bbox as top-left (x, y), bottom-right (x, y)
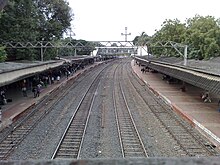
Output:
top-left (135, 56), bottom-right (220, 95)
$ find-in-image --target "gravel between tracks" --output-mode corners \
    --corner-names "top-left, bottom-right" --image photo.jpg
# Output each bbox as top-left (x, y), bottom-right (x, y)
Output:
top-left (5, 59), bottom-right (220, 160)
top-left (80, 64), bottom-right (122, 158)
top-left (7, 64), bottom-right (107, 159)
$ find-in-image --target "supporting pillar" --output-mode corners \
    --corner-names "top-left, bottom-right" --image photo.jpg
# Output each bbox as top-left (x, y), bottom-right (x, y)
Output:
top-left (184, 45), bottom-right (188, 66)
top-left (40, 47), bottom-right (43, 61)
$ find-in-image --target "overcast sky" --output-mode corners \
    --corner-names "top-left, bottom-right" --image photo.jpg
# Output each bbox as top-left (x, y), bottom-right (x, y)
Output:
top-left (67, 0), bottom-right (219, 41)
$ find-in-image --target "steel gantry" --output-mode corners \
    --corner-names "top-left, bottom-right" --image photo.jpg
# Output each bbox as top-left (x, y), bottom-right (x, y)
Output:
top-left (2, 40), bottom-right (138, 60)
top-left (2, 40), bottom-right (188, 63)
top-left (2, 40), bottom-right (136, 49)
top-left (148, 41), bottom-right (188, 66)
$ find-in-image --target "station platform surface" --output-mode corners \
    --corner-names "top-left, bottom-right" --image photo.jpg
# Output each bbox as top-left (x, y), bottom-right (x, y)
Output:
top-left (0, 62), bottom-right (101, 131)
top-left (131, 60), bottom-right (220, 148)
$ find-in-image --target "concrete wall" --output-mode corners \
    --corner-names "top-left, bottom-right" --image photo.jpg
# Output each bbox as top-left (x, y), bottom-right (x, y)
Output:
top-left (1, 157), bottom-right (220, 165)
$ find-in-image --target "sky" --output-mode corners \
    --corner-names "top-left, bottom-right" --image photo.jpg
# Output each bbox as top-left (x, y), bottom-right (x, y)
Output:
top-left (67, 0), bottom-right (219, 41)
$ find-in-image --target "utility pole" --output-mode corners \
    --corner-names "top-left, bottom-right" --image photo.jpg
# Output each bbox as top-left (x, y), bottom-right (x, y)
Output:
top-left (40, 38), bottom-right (44, 61)
top-left (69, 28), bottom-right (75, 41)
top-left (121, 27), bottom-right (131, 41)
top-left (68, 28), bottom-right (76, 56)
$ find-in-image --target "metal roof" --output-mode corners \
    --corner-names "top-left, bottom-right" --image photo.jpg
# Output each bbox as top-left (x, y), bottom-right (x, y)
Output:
top-left (135, 56), bottom-right (220, 95)
top-left (0, 60), bottom-right (62, 74)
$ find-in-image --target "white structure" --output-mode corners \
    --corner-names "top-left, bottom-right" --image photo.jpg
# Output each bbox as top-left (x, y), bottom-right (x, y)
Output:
top-left (137, 46), bottom-right (148, 56)
top-left (91, 48), bottom-right (98, 56)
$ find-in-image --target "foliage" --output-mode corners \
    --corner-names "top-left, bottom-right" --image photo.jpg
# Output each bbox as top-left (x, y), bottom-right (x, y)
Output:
top-left (185, 15), bottom-right (220, 59)
top-left (36, 0), bottom-right (73, 41)
top-left (150, 19), bottom-right (186, 57)
top-left (0, 0), bottom-right (73, 61)
top-left (133, 15), bottom-right (220, 59)
top-left (0, 46), bottom-right (7, 62)
top-left (58, 38), bottom-right (96, 56)
top-left (133, 32), bottom-right (151, 46)
top-left (0, 0), bottom-right (39, 42)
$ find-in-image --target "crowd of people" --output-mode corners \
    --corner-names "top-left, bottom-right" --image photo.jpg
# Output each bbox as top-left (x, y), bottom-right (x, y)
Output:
top-left (0, 64), bottom-right (75, 108)
top-left (0, 88), bottom-right (6, 105)
top-left (29, 65), bottom-right (73, 98)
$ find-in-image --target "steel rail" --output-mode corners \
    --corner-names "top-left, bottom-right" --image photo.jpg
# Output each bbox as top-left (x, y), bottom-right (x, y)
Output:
top-left (51, 64), bottom-right (109, 159)
top-left (113, 62), bottom-right (148, 158)
top-left (0, 64), bottom-right (103, 160)
top-left (119, 82), bottom-right (149, 157)
top-left (112, 61), bottom-right (125, 157)
top-left (125, 59), bottom-right (219, 156)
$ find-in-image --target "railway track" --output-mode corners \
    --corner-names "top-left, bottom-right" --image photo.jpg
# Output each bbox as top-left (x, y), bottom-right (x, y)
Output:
top-left (123, 59), bottom-right (219, 156)
top-left (51, 65), bottom-right (107, 159)
top-left (0, 64), bottom-right (106, 160)
top-left (113, 63), bottom-right (148, 158)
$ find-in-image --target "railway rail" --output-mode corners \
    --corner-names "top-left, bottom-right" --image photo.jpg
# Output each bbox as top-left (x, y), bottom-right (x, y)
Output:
top-left (113, 62), bottom-right (148, 158)
top-left (1, 58), bottom-right (219, 160)
top-left (123, 59), bottom-right (219, 156)
top-left (51, 65), bottom-right (107, 159)
top-left (0, 64), bottom-right (106, 160)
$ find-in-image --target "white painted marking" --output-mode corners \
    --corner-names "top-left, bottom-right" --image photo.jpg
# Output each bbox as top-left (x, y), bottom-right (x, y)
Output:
top-left (193, 119), bottom-right (220, 145)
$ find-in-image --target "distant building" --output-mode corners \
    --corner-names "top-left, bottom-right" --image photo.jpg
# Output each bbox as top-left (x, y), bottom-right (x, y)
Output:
top-left (137, 46), bottom-right (148, 56)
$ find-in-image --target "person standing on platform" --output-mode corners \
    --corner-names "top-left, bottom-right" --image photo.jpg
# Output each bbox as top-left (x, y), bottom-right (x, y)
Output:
top-left (57, 75), bottom-right (60, 82)
top-left (218, 100), bottom-right (220, 112)
top-left (32, 87), bottom-right (37, 98)
top-left (66, 70), bottom-right (70, 79)
top-left (51, 76), bottom-right (54, 84)
top-left (21, 80), bottom-right (27, 97)
top-left (0, 88), bottom-right (7, 105)
top-left (0, 108), bottom-right (2, 123)
top-left (36, 83), bottom-right (41, 97)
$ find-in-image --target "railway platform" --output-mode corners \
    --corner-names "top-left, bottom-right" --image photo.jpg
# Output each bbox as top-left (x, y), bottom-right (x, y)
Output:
top-left (131, 59), bottom-right (220, 148)
top-left (0, 62), bottom-right (101, 131)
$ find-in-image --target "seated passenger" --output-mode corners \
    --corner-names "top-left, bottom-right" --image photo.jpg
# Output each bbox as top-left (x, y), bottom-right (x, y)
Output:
top-left (202, 91), bottom-right (211, 103)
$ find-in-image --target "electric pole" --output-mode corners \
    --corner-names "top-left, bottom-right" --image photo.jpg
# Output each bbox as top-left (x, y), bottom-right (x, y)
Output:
top-left (121, 27), bottom-right (131, 41)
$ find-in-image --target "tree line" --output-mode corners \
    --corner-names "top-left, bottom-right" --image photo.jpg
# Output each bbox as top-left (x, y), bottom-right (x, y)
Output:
top-left (0, 0), bottom-right (92, 62)
top-left (133, 15), bottom-right (220, 60)
top-left (1, 1), bottom-right (220, 62)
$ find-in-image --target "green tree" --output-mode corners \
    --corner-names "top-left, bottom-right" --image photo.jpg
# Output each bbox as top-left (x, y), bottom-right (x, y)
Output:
top-left (0, 0), bottom-right (41, 60)
top-left (36, 0), bottom-right (73, 41)
top-left (0, 0), bottom-right (38, 42)
top-left (133, 32), bottom-right (151, 46)
top-left (0, 46), bottom-right (7, 62)
top-left (151, 19), bottom-right (186, 57)
top-left (185, 15), bottom-right (220, 59)
top-left (0, 0), bottom-right (73, 61)
top-left (58, 39), bottom-right (95, 56)
top-left (0, 1), bottom-right (7, 62)
top-left (134, 16), bottom-right (220, 59)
